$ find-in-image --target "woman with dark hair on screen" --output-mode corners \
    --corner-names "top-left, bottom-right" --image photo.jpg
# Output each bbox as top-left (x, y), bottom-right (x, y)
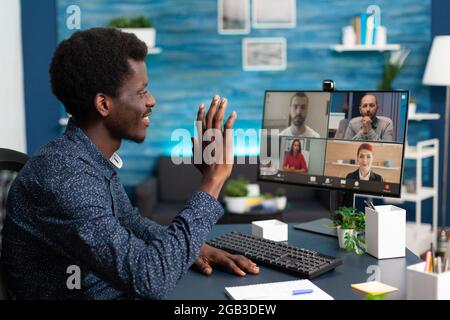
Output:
top-left (346, 143), bottom-right (383, 181)
top-left (282, 139), bottom-right (308, 173)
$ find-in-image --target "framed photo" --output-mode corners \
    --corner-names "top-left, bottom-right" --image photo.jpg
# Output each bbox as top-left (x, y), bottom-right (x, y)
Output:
top-left (252, 0), bottom-right (297, 29)
top-left (242, 38), bottom-right (287, 71)
top-left (218, 0), bottom-right (250, 34)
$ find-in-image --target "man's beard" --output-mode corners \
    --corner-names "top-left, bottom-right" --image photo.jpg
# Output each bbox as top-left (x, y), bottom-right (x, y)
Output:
top-left (293, 115), bottom-right (305, 127)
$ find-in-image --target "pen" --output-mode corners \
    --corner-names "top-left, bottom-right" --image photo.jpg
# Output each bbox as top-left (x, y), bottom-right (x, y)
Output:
top-left (424, 251), bottom-right (431, 272)
top-left (431, 243), bottom-right (435, 273)
top-left (445, 258), bottom-right (449, 273)
top-left (369, 200), bottom-right (376, 210)
top-left (364, 200), bottom-right (372, 209)
top-left (292, 289), bottom-right (313, 295)
top-left (437, 257), bottom-right (442, 274)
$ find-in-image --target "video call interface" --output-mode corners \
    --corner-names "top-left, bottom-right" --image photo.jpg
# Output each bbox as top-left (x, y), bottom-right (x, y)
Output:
top-left (259, 90), bottom-right (409, 197)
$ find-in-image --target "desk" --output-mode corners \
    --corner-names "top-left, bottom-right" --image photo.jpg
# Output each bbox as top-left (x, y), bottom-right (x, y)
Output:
top-left (169, 224), bottom-right (421, 300)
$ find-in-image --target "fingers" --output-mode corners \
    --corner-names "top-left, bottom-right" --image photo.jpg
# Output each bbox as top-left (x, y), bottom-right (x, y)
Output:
top-left (196, 104), bottom-right (205, 142)
top-left (193, 256), bottom-right (213, 276)
top-left (206, 95), bottom-right (221, 131)
top-left (223, 258), bottom-right (246, 277)
top-left (213, 98), bottom-right (227, 130)
top-left (233, 255), bottom-right (260, 275)
top-left (224, 111), bottom-right (237, 131)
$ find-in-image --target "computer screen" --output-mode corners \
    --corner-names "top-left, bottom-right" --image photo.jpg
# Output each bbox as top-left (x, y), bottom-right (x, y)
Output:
top-left (258, 90), bottom-right (409, 198)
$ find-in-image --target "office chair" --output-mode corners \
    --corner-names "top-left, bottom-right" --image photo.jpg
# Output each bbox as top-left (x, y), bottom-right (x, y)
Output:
top-left (0, 148), bottom-right (29, 300)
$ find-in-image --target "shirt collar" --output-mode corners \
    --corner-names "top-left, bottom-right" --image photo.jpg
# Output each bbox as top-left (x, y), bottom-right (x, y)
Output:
top-left (64, 118), bottom-right (120, 179)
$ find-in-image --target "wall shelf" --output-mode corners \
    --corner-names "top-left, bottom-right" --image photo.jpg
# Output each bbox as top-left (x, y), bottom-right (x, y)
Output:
top-left (148, 47), bottom-right (162, 55)
top-left (331, 44), bottom-right (401, 52)
top-left (408, 112), bottom-right (440, 121)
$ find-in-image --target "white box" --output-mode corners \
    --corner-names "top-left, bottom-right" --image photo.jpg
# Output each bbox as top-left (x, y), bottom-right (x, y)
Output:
top-left (365, 205), bottom-right (406, 259)
top-left (252, 219), bottom-right (288, 242)
top-left (407, 262), bottom-right (450, 300)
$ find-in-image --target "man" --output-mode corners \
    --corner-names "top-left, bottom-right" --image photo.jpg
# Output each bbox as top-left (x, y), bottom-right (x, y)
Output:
top-left (344, 94), bottom-right (393, 141)
top-left (279, 92), bottom-right (320, 138)
top-left (0, 28), bottom-right (259, 300)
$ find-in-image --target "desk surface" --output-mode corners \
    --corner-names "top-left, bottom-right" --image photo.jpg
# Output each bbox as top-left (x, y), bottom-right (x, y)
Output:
top-left (169, 223), bottom-right (421, 300)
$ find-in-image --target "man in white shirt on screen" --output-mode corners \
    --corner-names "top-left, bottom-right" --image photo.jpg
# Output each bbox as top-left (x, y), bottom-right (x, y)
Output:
top-left (279, 92), bottom-right (320, 138)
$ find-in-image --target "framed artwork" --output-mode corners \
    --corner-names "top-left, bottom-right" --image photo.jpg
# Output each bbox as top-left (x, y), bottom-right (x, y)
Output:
top-left (242, 37), bottom-right (287, 71)
top-left (252, 0), bottom-right (297, 29)
top-left (218, 0), bottom-right (250, 34)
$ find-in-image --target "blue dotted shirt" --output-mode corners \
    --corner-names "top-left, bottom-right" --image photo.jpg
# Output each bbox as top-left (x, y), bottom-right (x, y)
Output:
top-left (1, 120), bottom-right (224, 299)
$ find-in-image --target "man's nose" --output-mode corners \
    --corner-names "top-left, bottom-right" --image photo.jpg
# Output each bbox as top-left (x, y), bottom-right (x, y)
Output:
top-left (146, 93), bottom-right (156, 108)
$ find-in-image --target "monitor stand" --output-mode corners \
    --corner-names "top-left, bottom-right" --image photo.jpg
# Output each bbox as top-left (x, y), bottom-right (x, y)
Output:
top-left (293, 190), bottom-right (355, 238)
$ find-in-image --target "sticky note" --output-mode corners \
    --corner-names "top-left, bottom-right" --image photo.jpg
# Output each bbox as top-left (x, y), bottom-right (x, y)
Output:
top-left (351, 281), bottom-right (398, 295)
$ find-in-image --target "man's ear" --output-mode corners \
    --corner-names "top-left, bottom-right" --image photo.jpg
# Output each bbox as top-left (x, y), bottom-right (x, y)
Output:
top-left (94, 93), bottom-right (112, 118)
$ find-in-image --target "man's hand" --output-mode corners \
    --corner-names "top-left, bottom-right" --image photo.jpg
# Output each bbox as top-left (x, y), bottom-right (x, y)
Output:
top-left (361, 116), bottom-right (372, 134)
top-left (192, 95), bottom-right (237, 199)
top-left (193, 244), bottom-right (260, 277)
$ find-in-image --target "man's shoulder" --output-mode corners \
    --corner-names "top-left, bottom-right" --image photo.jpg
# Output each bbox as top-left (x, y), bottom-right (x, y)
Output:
top-left (305, 126), bottom-right (320, 137)
top-left (377, 116), bottom-right (393, 125)
top-left (28, 134), bottom-right (99, 179)
top-left (349, 117), bottom-right (362, 125)
top-left (279, 127), bottom-right (292, 135)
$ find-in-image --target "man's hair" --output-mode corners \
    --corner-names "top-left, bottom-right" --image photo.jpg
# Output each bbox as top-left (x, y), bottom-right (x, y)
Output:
top-left (357, 143), bottom-right (374, 156)
top-left (49, 28), bottom-right (148, 122)
top-left (360, 93), bottom-right (378, 107)
top-left (290, 92), bottom-right (309, 106)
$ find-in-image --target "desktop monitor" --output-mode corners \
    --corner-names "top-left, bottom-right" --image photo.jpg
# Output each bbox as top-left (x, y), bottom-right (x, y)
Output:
top-left (258, 90), bottom-right (409, 198)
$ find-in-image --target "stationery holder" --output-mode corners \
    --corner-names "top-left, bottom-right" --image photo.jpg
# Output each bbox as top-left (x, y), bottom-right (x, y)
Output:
top-left (406, 262), bottom-right (450, 300)
top-left (365, 205), bottom-right (406, 259)
top-left (252, 219), bottom-right (288, 242)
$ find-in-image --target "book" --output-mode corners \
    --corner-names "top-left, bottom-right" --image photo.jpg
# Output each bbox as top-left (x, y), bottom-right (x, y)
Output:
top-left (352, 16), bottom-right (361, 45)
top-left (225, 279), bottom-right (334, 300)
top-left (366, 14), bottom-right (375, 45)
top-left (360, 13), bottom-right (368, 45)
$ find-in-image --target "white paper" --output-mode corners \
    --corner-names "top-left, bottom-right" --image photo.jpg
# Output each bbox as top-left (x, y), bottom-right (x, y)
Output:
top-left (225, 279), bottom-right (334, 300)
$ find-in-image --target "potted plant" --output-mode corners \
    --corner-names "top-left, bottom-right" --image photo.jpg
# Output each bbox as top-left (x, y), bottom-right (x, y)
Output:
top-left (108, 16), bottom-right (156, 49)
top-left (275, 188), bottom-right (287, 211)
top-left (377, 48), bottom-right (410, 90)
top-left (331, 207), bottom-right (366, 255)
top-left (261, 192), bottom-right (276, 212)
top-left (223, 177), bottom-right (249, 214)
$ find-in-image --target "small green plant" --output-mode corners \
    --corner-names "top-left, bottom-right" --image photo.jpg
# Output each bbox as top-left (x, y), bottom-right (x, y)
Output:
top-left (108, 16), bottom-right (154, 28)
top-left (224, 177), bottom-right (248, 197)
top-left (263, 192), bottom-right (273, 199)
top-left (332, 206), bottom-right (366, 255)
top-left (275, 188), bottom-right (286, 197)
top-left (377, 48), bottom-right (410, 90)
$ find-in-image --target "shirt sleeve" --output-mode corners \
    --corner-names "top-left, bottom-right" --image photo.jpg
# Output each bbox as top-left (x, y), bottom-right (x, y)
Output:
top-left (301, 155), bottom-right (308, 171)
top-left (39, 155), bottom-right (224, 299)
top-left (381, 119), bottom-right (394, 141)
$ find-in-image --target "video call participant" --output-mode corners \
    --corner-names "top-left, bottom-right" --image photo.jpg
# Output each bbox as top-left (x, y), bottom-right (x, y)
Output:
top-left (0, 28), bottom-right (259, 300)
top-left (282, 139), bottom-right (308, 173)
top-left (279, 92), bottom-right (320, 138)
top-left (346, 143), bottom-right (383, 182)
top-left (344, 93), bottom-right (394, 141)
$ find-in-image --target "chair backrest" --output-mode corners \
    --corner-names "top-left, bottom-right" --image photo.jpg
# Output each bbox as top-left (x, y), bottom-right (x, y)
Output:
top-left (0, 148), bottom-right (29, 300)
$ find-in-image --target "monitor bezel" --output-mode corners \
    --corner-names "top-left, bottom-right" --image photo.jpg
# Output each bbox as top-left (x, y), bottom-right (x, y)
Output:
top-left (257, 89), bottom-right (410, 199)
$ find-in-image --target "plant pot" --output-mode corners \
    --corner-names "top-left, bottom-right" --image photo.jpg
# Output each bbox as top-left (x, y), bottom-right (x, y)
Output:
top-left (275, 196), bottom-right (287, 210)
top-left (119, 28), bottom-right (156, 49)
top-left (224, 196), bottom-right (247, 214)
top-left (262, 199), bottom-right (277, 212)
top-left (337, 226), bottom-right (355, 249)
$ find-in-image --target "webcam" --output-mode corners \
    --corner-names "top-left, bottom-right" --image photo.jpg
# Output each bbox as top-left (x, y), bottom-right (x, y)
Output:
top-left (322, 80), bottom-right (336, 92)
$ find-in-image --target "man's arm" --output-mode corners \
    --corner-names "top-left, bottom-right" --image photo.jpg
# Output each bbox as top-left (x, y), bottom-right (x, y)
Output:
top-left (344, 121), bottom-right (356, 139)
top-left (41, 158), bottom-right (223, 300)
top-left (381, 119), bottom-right (394, 141)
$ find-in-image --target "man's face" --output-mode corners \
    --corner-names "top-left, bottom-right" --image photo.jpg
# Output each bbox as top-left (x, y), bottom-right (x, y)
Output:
top-left (359, 95), bottom-right (378, 119)
top-left (106, 59), bottom-right (155, 143)
top-left (290, 96), bottom-right (308, 127)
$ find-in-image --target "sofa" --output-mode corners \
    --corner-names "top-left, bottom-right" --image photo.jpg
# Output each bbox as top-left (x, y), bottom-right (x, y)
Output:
top-left (134, 156), bottom-right (331, 225)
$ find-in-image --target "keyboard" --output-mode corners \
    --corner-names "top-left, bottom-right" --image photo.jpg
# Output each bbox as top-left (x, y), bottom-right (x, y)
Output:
top-left (206, 232), bottom-right (342, 279)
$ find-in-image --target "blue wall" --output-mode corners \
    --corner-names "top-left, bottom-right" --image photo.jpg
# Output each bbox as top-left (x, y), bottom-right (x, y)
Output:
top-left (21, 0), bottom-right (60, 155)
top-left (55, 0), bottom-right (431, 187)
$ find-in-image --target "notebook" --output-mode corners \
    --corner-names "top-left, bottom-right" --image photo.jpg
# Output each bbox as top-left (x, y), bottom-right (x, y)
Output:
top-left (351, 281), bottom-right (398, 295)
top-left (225, 279), bottom-right (334, 300)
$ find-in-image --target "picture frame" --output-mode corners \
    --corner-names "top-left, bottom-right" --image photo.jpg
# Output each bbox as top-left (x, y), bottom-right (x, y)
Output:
top-left (252, 0), bottom-right (297, 29)
top-left (218, 0), bottom-right (250, 35)
top-left (242, 37), bottom-right (287, 71)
